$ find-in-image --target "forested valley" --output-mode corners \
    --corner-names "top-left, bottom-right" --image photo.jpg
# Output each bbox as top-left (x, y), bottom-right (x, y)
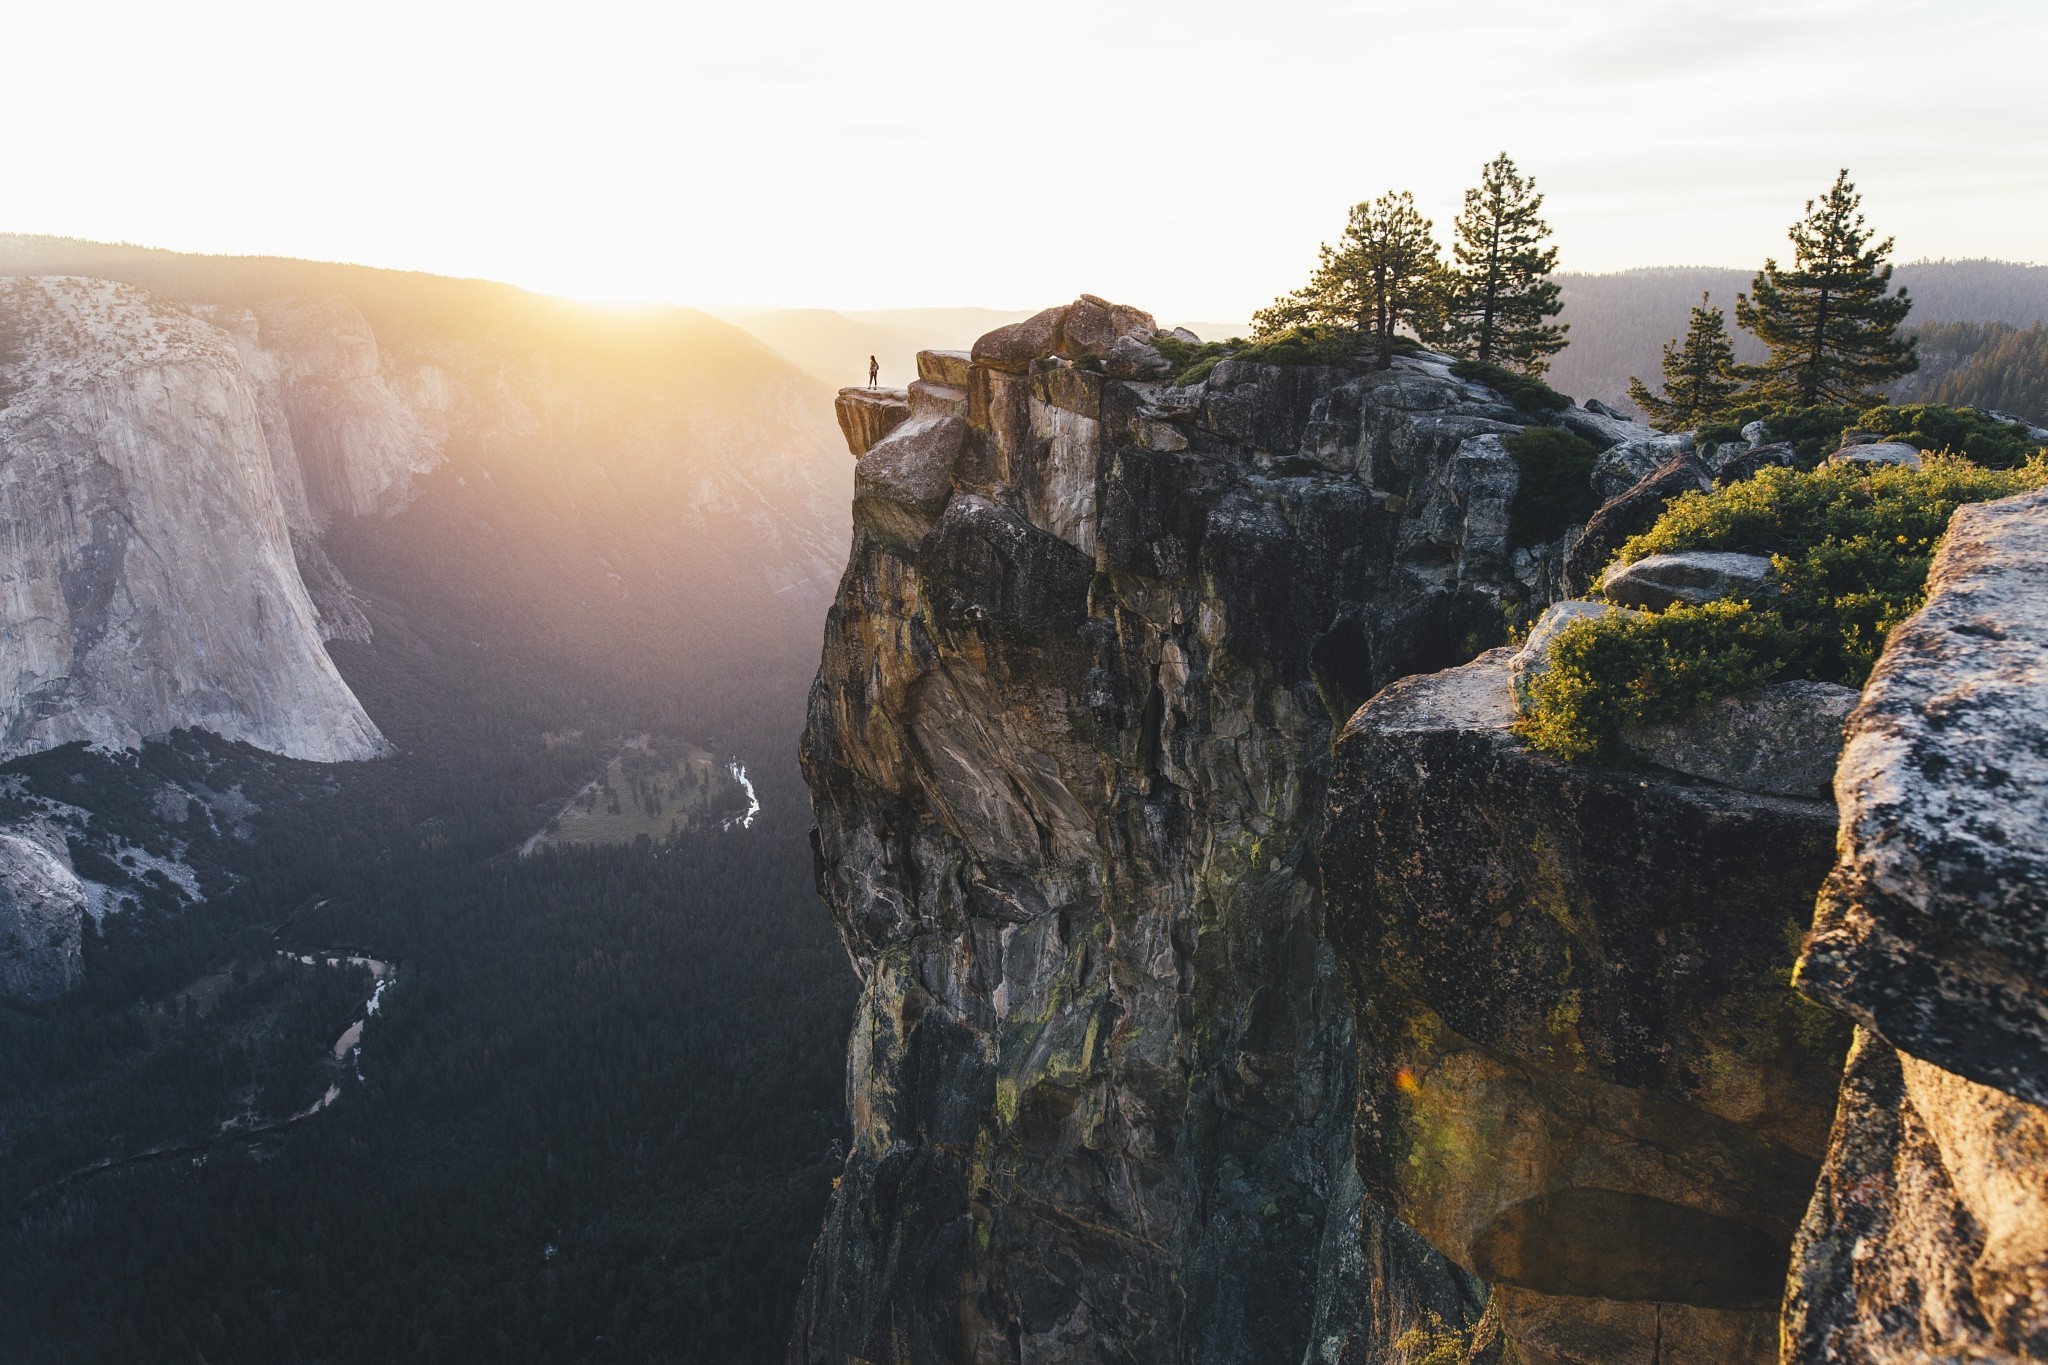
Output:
top-left (0, 527), bottom-right (855, 1363)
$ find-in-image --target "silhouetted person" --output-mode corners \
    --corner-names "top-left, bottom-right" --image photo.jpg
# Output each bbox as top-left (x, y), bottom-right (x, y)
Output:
top-left (868, 355), bottom-right (879, 387)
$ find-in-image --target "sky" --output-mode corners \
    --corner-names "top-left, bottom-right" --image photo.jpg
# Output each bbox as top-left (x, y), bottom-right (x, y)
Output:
top-left (4, 0), bottom-right (2042, 322)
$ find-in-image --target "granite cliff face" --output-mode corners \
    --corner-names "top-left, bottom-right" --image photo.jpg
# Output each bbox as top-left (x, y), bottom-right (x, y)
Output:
top-left (1320, 650), bottom-right (1850, 1363)
top-left (0, 277), bottom-right (388, 763)
top-left (795, 298), bottom-right (1640, 1362)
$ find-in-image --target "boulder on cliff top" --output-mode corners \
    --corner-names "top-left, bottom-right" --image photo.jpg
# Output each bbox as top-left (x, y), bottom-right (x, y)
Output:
top-left (915, 348), bottom-right (971, 390)
top-left (1798, 486), bottom-right (2048, 1106)
top-left (1600, 550), bottom-right (1775, 610)
top-left (1564, 454), bottom-right (1713, 596)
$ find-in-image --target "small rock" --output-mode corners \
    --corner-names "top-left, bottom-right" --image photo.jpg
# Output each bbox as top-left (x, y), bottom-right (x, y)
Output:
top-left (1510, 600), bottom-right (1630, 714)
top-left (1165, 326), bottom-right (1203, 346)
top-left (1828, 441), bottom-right (1920, 470)
top-left (1740, 420), bottom-right (1768, 446)
top-left (1600, 551), bottom-right (1775, 610)
top-left (1619, 679), bottom-right (1857, 797)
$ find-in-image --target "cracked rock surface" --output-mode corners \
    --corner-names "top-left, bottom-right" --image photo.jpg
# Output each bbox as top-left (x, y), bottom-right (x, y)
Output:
top-left (795, 301), bottom-right (1587, 1364)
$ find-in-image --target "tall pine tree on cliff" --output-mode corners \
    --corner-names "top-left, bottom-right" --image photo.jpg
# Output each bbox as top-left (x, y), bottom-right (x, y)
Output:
top-left (1736, 170), bottom-right (1918, 406)
top-left (1438, 154), bottom-right (1568, 375)
top-left (1256, 191), bottom-right (1441, 370)
top-left (1629, 294), bottom-right (1742, 427)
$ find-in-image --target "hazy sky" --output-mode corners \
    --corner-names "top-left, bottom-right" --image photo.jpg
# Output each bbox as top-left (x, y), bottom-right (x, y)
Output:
top-left (7, 0), bottom-right (2041, 321)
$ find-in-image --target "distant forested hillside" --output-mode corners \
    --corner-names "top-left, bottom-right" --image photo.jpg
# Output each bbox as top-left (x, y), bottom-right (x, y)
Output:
top-left (1549, 260), bottom-right (2048, 415)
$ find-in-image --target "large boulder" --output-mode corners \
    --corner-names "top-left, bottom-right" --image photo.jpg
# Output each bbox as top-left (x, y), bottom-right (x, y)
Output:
top-left (1590, 433), bottom-right (1696, 501)
top-left (1321, 650), bottom-right (1849, 1365)
top-left (1563, 454), bottom-right (1713, 596)
top-left (1600, 550), bottom-right (1774, 610)
top-left (1800, 487), bottom-right (2048, 1101)
top-left (1784, 487), bottom-right (2048, 1363)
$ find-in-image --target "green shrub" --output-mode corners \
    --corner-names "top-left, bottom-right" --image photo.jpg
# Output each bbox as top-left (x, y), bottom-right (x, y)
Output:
top-left (1517, 601), bottom-right (1799, 761)
top-left (1451, 358), bottom-right (1572, 415)
top-left (1758, 405), bottom-right (1861, 461)
top-left (1518, 454), bottom-right (2048, 759)
top-left (1847, 402), bottom-right (2038, 469)
top-left (1152, 332), bottom-right (1239, 387)
top-left (1506, 426), bottom-right (1602, 548)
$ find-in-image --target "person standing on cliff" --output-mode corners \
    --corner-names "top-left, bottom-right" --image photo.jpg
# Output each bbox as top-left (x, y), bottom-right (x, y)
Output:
top-left (868, 355), bottom-right (879, 387)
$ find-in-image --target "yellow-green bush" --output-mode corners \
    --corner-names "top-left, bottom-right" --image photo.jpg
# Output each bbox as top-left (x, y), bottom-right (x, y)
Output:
top-left (1519, 454), bottom-right (2048, 759)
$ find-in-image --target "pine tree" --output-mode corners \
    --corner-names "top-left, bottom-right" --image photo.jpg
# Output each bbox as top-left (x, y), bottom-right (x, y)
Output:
top-left (1628, 294), bottom-right (1743, 428)
top-left (1437, 153), bottom-right (1568, 375)
top-left (1736, 169), bottom-right (1918, 407)
top-left (1256, 190), bottom-right (1441, 369)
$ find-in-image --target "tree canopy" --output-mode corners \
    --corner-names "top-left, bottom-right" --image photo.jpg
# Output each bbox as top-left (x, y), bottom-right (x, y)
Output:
top-left (1436, 154), bottom-right (1567, 375)
top-left (1629, 293), bottom-right (1743, 427)
top-left (1255, 190), bottom-right (1442, 369)
top-left (1736, 169), bottom-right (1918, 407)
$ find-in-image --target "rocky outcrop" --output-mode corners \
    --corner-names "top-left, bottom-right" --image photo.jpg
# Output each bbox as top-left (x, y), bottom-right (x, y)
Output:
top-left (1786, 487), bottom-right (2048, 1362)
top-left (0, 828), bottom-right (85, 1002)
top-left (796, 302), bottom-right (1612, 1363)
top-left (1599, 550), bottom-right (1774, 610)
top-left (0, 277), bottom-right (388, 762)
top-left (1320, 649), bottom-right (1850, 1364)
top-left (836, 387), bottom-right (911, 456)
top-left (1561, 454), bottom-right (1710, 596)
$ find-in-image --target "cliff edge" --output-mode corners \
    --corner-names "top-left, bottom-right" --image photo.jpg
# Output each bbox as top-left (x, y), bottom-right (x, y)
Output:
top-left (795, 298), bottom-right (1631, 1363)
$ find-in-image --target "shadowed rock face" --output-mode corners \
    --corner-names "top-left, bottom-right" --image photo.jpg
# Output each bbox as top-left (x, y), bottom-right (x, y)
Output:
top-left (0, 829), bottom-right (85, 1002)
top-left (1319, 649), bottom-right (1849, 1364)
top-left (1786, 487), bottom-right (2048, 1363)
top-left (795, 302), bottom-right (1583, 1364)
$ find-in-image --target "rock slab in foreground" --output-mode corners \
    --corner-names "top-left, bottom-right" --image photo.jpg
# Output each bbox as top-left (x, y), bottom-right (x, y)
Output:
top-left (1321, 649), bottom-right (1848, 1365)
top-left (1786, 487), bottom-right (2048, 1362)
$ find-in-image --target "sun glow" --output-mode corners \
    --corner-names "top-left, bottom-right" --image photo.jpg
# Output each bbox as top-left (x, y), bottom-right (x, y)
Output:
top-left (5, 0), bottom-right (2042, 320)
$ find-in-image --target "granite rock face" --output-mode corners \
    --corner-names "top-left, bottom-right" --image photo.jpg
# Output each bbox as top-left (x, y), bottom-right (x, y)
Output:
top-left (0, 277), bottom-right (388, 762)
top-left (795, 304), bottom-right (1596, 1364)
top-left (0, 828), bottom-right (86, 1003)
top-left (1599, 549), bottom-right (1774, 610)
top-left (1786, 488), bottom-right (2048, 1362)
top-left (1320, 649), bottom-right (1849, 1365)
top-left (1619, 679), bottom-right (1859, 799)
